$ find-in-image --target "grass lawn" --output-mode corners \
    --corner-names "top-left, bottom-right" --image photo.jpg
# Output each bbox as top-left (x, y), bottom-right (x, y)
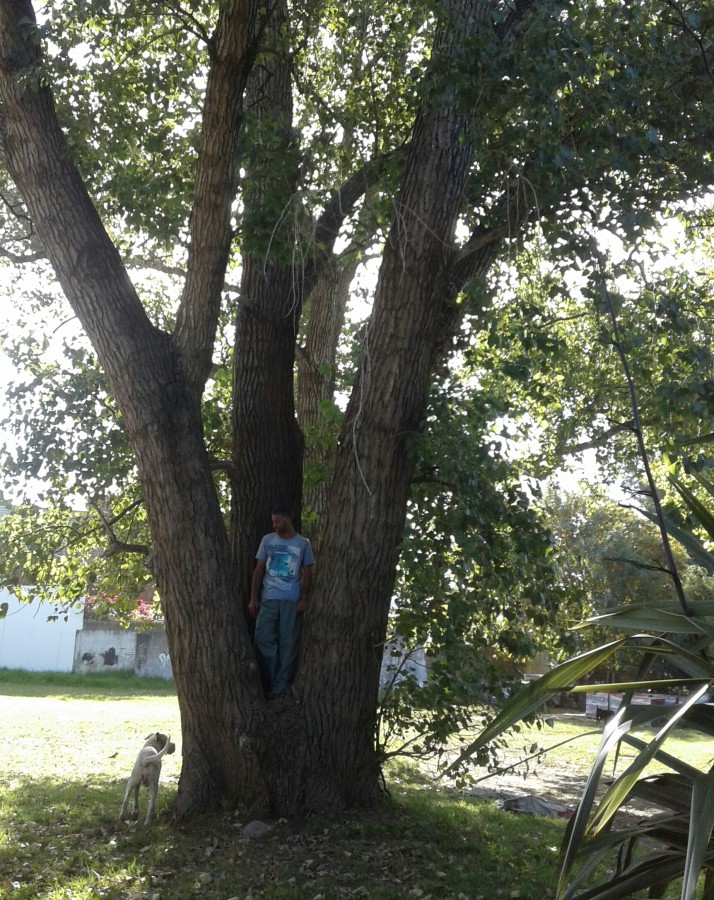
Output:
top-left (0, 670), bottom-right (708, 899)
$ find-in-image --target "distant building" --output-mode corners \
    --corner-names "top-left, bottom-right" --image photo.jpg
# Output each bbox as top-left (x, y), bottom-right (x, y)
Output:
top-left (0, 588), bottom-right (83, 672)
top-left (0, 588), bottom-right (173, 678)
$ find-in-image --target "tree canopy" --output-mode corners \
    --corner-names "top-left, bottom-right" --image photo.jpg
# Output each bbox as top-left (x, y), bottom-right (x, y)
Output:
top-left (0, 0), bottom-right (713, 820)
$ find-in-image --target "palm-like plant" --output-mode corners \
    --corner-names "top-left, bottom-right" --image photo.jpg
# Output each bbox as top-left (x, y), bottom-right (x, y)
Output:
top-left (446, 266), bottom-right (714, 897)
top-left (446, 610), bottom-right (714, 897)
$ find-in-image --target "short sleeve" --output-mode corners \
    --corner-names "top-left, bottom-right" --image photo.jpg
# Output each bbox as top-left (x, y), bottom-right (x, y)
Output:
top-left (255, 536), bottom-right (268, 562)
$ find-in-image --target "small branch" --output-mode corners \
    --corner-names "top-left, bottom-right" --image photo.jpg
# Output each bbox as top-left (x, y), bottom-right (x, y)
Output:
top-left (124, 254), bottom-right (241, 294)
top-left (102, 540), bottom-right (151, 559)
top-left (603, 555), bottom-right (672, 576)
top-left (100, 498), bottom-right (145, 531)
top-left (207, 455), bottom-right (236, 475)
top-left (563, 422), bottom-right (635, 456)
top-left (410, 473), bottom-right (458, 490)
top-left (663, 0), bottom-right (714, 88)
top-left (0, 190), bottom-right (34, 232)
top-left (0, 244), bottom-right (45, 264)
top-left (90, 498), bottom-right (150, 559)
top-left (162, 0), bottom-right (212, 46)
top-left (593, 248), bottom-right (690, 615)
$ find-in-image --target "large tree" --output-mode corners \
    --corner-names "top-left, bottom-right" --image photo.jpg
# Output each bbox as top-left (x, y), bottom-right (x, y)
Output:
top-left (0, 0), bottom-right (712, 819)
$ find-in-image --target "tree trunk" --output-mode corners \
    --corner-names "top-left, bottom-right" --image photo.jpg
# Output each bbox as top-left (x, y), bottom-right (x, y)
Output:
top-left (297, 255), bottom-right (358, 550)
top-left (0, 0), bottom-right (270, 820)
top-left (229, 0), bottom-right (304, 610)
top-left (290, 0), bottom-right (486, 813)
top-left (1, 0), bottom-right (510, 821)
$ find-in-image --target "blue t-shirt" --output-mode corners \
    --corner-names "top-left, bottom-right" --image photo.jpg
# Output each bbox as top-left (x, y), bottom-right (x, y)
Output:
top-left (256, 532), bottom-right (314, 601)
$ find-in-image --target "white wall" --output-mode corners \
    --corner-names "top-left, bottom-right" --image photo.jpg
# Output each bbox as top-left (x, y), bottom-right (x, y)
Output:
top-left (74, 626), bottom-right (137, 673)
top-left (0, 587), bottom-right (84, 672)
top-left (380, 636), bottom-right (428, 691)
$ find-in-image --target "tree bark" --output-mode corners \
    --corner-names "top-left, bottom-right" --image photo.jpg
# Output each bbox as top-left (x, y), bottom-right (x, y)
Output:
top-left (290, 0), bottom-right (488, 813)
top-left (297, 254), bottom-right (358, 551)
top-left (229, 0), bottom-right (305, 612)
top-left (0, 0), bottom-right (269, 819)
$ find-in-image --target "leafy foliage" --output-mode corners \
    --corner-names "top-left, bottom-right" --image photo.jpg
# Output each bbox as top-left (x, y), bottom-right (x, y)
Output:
top-left (440, 468), bottom-right (714, 896)
top-left (379, 373), bottom-right (570, 759)
top-left (1, 0), bottom-right (714, 819)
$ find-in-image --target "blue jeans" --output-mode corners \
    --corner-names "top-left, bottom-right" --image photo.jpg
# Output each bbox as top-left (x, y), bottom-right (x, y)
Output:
top-left (253, 598), bottom-right (301, 695)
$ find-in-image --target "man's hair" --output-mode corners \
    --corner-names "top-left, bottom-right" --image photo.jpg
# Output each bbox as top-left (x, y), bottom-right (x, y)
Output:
top-left (271, 503), bottom-right (293, 519)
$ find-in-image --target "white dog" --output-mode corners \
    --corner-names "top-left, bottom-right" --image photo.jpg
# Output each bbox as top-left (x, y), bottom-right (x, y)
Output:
top-left (119, 732), bottom-right (175, 826)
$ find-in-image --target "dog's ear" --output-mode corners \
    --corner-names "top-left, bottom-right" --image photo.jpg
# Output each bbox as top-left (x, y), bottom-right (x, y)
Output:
top-left (144, 732), bottom-right (157, 740)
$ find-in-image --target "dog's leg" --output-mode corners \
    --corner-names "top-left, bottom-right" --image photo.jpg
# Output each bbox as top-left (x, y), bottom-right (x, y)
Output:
top-left (131, 782), bottom-right (140, 820)
top-left (119, 776), bottom-right (139, 821)
top-left (119, 782), bottom-right (131, 821)
top-left (144, 776), bottom-right (158, 826)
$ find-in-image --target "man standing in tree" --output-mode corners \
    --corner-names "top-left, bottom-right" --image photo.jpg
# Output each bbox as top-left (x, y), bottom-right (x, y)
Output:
top-left (249, 505), bottom-right (314, 698)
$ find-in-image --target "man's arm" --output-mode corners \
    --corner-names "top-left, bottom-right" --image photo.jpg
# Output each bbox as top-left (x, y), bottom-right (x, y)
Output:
top-left (249, 559), bottom-right (266, 618)
top-left (297, 564), bottom-right (313, 613)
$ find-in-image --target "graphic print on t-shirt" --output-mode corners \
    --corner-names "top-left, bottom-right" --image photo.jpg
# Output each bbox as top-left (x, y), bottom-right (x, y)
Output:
top-left (267, 548), bottom-right (295, 578)
top-left (257, 533), bottom-right (314, 600)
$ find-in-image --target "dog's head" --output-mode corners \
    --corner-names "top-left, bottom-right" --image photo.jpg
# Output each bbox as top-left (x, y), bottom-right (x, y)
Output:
top-left (144, 731), bottom-right (176, 754)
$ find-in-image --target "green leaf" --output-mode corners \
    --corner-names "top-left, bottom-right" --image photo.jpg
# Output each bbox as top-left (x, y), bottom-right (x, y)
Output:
top-left (682, 772), bottom-right (714, 900)
top-left (584, 605), bottom-right (714, 636)
top-left (670, 473), bottom-right (714, 544)
top-left (443, 640), bottom-right (627, 775)
top-left (588, 687), bottom-right (709, 836)
top-left (636, 505), bottom-right (714, 573)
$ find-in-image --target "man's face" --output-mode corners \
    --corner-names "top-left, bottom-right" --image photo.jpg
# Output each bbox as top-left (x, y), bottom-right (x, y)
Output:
top-left (272, 514), bottom-right (291, 535)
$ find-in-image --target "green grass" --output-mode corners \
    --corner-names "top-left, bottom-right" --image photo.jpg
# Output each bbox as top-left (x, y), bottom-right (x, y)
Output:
top-left (1, 673), bottom-right (709, 898)
top-left (461, 711), bottom-right (714, 784)
top-left (0, 672), bottom-right (566, 898)
top-left (0, 667), bottom-right (177, 699)
top-left (0, 775), bottom-right (565, 899)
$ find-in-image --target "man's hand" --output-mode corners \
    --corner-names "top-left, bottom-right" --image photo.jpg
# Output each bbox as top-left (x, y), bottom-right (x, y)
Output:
top-left (248, 596), bottom-right (260, 618)
top-left (297, 595), bottom-right (307, 613)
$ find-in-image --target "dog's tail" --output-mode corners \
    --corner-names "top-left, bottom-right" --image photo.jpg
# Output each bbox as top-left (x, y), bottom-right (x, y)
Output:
top-left (149, 734), bottom-right (173, 762)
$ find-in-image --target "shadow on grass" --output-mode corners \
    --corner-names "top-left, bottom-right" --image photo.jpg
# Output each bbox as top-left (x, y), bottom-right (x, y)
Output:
top-left (0, 774), bottom-right (178, 899)
top-left (1, 772), bottom-right (566, 899)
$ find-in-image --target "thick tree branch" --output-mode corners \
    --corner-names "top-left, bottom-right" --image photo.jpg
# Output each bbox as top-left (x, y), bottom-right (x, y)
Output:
top-left (173, 0), bottom-right (268, 402)
top-left (312, 147), bottom-right (407, 267)
top-left (0, 2), bottom-right (164, 394)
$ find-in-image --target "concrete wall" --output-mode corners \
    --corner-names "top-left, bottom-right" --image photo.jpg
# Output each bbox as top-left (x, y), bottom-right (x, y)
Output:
top-left (0, 588), bottom-right (84, 672)
top-left (0, 587), bottom-right (172, 679)
top-left (74, 622), bottom-right (173, 679)
top-left (380, 636), bottom-right (428, 692)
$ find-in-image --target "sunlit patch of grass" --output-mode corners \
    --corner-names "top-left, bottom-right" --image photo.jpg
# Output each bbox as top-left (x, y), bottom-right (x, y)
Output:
top-left (0, 667), bottom-right (176, 699)
top-left (3, 679), bottom-right (706, 898)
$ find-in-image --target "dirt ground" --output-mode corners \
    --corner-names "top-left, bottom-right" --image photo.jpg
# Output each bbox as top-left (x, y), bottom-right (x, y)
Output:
top-left (457, 713), bottom-right (663, 823)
